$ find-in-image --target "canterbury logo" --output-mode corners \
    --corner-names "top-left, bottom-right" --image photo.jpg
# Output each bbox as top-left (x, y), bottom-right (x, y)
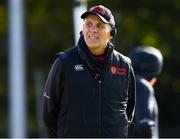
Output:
top-left (74, 64), bottom-right (84, 71)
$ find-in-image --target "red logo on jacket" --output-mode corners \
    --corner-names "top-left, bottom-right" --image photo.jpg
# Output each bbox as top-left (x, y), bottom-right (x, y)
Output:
top-left (111, 66), bottom-right (127, 76)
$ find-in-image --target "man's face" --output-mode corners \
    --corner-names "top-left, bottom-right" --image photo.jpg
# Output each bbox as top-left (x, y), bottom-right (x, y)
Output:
top-left (82, 14), bottom-right (113, 55)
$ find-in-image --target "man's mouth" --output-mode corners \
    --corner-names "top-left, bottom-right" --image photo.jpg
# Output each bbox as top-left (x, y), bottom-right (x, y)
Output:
top-left (88, 35), bottom-right (98, 40)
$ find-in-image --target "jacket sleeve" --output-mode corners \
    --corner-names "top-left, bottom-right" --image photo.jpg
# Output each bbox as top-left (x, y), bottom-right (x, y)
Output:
top-left (134, 80), bottom-right (156, 138)
top-left (127, 66), bottom-right (136, 125)
top-left (127, 66), bottom-right (136, 137)
top-left (42, 57), bottom-right (64, 137)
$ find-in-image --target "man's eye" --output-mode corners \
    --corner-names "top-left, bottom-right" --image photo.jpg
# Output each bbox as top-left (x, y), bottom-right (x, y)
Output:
top-left (97, 24), bottom-right (102, 28)
top-left (98, 25), bottom-right (105, 29)
top-left (86, 22), bottom-right (92, 27)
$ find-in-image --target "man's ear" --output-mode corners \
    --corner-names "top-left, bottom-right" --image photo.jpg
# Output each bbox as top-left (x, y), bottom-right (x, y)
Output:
top-left (109, 35), bottom-right (113, 40)
top-left (109, 31), bottom-right (113, 40)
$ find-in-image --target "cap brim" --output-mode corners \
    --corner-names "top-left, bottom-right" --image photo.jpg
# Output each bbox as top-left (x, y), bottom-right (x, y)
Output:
top-left (81, 12), bottom-right (109, 24)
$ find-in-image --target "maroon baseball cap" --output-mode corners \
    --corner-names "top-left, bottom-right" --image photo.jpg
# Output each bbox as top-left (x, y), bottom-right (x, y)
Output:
top-left (81, 5), bottom-right (115, 28)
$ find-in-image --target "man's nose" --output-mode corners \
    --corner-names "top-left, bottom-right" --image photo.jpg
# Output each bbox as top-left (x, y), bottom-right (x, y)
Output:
top-left (90, 26), bottom-right (98, 33)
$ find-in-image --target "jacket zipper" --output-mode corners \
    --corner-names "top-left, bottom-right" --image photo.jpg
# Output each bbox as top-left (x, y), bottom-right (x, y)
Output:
top-left (98, 79), bottom-right (102, 136)
top-left (95, 73), bottom-right (102, 136)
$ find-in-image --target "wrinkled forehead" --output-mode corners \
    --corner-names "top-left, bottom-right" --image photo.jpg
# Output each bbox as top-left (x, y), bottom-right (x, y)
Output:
top-left (84, 14), bottom-right (104, 22)
top-left (83, 14), bottom-right (111, 28)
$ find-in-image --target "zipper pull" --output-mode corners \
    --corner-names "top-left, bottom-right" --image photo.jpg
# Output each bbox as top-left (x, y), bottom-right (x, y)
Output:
top-left (98, 80), bottom-right (102, 84)
top-left (95, 73), bottom-right (100, 79)
top-left (95, 73), bottom-right (102, 84)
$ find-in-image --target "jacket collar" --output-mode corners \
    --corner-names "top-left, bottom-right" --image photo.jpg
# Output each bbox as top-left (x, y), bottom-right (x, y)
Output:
top-left (77, 34), bottom-right (113, 73)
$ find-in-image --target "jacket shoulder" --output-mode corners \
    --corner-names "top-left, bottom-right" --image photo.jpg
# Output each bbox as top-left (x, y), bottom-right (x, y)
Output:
top-left (137, 77), bottom-right (154, 95)
top-left (113, 50), bottom-right (132, 64)
top-left (56, 46), bottom-right (78, 61)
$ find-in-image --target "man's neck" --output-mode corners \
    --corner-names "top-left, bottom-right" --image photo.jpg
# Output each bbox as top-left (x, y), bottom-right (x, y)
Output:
top-left (88, 46), bottom-right (107, 56)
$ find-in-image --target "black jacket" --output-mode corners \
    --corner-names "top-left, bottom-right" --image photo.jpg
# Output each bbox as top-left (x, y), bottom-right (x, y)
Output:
top-left (43, 35), bottom-right (136, 138)
top-left (133, 76), bottom-right (159, 138)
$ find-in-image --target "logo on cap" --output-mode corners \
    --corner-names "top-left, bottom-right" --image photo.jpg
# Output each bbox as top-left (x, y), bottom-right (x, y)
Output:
top-left (81, 5), bottom-right (115, 28)
top-left (89, 6), bottom-right (106, 15)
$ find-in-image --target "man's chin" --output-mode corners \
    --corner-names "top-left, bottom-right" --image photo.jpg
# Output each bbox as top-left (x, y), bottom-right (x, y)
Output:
top-left (87, 44), bottom-right (99, 49)
top-left (86, 41), bottom-right (99, 47)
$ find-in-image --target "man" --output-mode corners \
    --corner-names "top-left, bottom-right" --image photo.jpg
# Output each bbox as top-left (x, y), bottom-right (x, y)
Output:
top-left (43, 5), bottom-right (136, 138)
top-left (128, 46), bottom-right (163, 138)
